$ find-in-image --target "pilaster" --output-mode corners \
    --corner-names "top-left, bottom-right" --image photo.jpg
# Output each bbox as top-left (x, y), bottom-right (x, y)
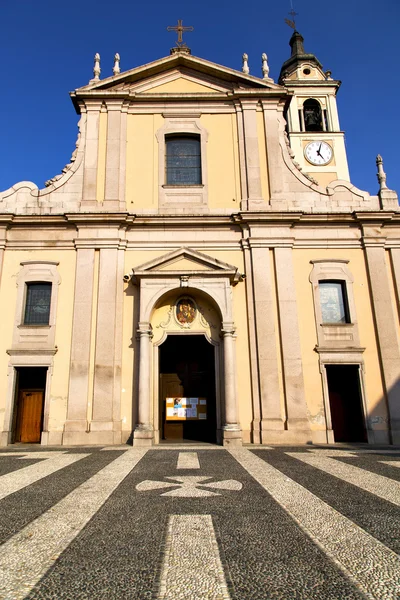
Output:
top-left (241, 100), bottom-right (265, 210)
top-left (104, 100), bottom-right (124, 210)
top-left (64, 248), bottom-right (95, 441)
top-left (82, 101), bottom-right (102, 205)
top-left (362, 221), bottom-right (400, 443)
top-left (250, 244), bottom-right (284, 440)
top-left (274, 245), bottom-right (310, 441)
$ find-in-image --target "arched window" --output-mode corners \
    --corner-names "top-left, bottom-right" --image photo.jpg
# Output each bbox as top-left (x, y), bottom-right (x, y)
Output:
top-left (166, 135), bottom-right (201, 186)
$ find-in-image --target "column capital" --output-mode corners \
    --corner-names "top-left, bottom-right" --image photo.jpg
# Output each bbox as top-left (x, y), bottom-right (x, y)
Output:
top-left (221, 322), bottom-right (236, 337)
top-left (137, 322), bottom-right (153, 339)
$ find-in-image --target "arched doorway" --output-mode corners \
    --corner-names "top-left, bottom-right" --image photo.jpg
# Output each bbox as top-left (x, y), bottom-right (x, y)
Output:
top-left (159, 334), bottom-right (217, 443)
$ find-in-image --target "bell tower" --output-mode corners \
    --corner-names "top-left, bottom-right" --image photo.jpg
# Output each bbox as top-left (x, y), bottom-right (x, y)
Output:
top-left (279, 31), bottom-right (350, 187)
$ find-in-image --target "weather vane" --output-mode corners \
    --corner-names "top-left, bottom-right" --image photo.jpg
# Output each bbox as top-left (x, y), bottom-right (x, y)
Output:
top-left (167, 19), bottom-right (194, 47)
top-left (284, 1), bottom-right (298, 30)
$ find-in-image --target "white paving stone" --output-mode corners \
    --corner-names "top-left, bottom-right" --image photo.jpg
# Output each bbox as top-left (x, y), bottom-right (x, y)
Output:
top-left (177, 452), bottom-right (200, 469)
top-left (0, 452), bottom-right (88, 501)
top-left (230, 448), bottom-right (400, 600)
top-left (287, 451), bottom-right (400, 506)
top-left (0, 449), bottom-right (147, 600)
top-left (158, 515), bottom-right (231, 600)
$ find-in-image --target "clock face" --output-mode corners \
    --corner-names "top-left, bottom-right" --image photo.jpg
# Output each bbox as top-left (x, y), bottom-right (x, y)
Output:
top-left (304, 141), bottom-right (333, 166)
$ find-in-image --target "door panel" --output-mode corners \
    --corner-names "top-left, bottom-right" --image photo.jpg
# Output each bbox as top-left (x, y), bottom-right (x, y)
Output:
top-left (16, 390), bottom-right (44, 443)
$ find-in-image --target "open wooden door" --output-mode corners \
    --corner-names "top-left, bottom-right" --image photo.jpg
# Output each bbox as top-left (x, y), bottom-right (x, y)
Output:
top-left (15, 390), bottom-right (44, 443)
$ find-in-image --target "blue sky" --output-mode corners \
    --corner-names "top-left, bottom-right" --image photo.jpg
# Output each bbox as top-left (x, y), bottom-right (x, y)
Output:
top-left (1, 0), bottom-right (398, 197)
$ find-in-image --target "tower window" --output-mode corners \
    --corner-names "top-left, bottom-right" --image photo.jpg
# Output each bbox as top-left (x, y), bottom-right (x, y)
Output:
top-left (166, 135), bottom-right (201, 186)
top-left (303, 99), bottom-right (323, 132)
top-left (24, 283), bottom-right (52, 325)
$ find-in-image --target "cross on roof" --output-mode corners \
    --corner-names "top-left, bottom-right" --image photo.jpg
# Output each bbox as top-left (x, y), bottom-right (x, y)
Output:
top-left (167, 19), bottom-right (194, 47)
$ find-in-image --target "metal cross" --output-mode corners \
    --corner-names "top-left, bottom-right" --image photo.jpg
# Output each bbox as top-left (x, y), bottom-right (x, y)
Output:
top-left (167, 19), bottom-right (194, 47)
top-left (285, 1), bottom-right (298, 30)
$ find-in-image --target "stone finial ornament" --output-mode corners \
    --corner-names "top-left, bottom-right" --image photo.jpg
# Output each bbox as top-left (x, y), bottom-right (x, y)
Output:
top-left (91, 53), bottom-right (101, 83)
top-left (376, 154), bottom-right (388, 190)
top-left (261, 53), bottom-right (270, 79)
top-left (242, 53), bottom-right (250, 75)
top-left (113, 53), bottom-right (120, 76)
top-left (325, 70), bottom-right (333, 80)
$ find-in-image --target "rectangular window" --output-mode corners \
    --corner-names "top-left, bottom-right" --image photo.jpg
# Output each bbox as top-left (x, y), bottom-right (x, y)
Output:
top-left (319, 281), bottom-right (350, 323)
top-left (24, 283), bottom-right (52, 325)
top-left (166, 135), bottom-right (201, 185)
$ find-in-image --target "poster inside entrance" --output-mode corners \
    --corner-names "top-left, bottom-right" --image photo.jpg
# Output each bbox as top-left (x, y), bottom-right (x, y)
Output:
top-left (166, 397), bottom-right (207, 420)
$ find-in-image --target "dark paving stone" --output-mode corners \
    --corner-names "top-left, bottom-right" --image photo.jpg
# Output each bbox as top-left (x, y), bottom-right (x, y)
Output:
top-left (252, 448), bottom-right (400, 555)
top-left (27, 449), bottom-right (364, 600)
top-left (0, 456), bottom-right (46, 477)
top-left (0, 450), bottom-right (124, 544)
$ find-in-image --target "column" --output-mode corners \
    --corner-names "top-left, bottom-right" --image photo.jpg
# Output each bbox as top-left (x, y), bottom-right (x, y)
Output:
top-left (104, 100), bottom-right (123, 210)
top-left (64, 248), bottom-right (95, 443)
top-left (365, 243), bottom-right (400, 443)
top-left (133, 322), bottom-right (154, 446)
top-left (251, 244), bottom-right (284, 439)
top-left (221, 323), bottom-right (242, 446)
top-left (82, 102), bottom-right (102, 205)
top-left (241, 100), bottom-right (264, 209)
top-left (274, 246), bottom-right (310, 440)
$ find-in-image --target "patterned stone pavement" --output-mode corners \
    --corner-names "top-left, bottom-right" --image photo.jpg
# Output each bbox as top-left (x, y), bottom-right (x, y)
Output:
top-left (0, 445), bottom-right (399, 599)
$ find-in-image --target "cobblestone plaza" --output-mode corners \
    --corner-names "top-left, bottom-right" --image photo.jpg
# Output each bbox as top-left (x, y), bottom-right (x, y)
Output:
top-left (0, 445), bottom-right (399, 599)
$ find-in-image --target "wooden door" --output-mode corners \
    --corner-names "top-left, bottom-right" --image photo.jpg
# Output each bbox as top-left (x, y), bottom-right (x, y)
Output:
top-left (15, 390), bottom-right (44, 443)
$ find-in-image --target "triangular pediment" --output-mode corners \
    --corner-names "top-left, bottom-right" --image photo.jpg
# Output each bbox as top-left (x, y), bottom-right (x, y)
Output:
top-left (112, 68), bottom-right (231, 95)
top-left (74, 53), bottom-right (284, 97)
top-left (130, 247), bottom-right (241, 283)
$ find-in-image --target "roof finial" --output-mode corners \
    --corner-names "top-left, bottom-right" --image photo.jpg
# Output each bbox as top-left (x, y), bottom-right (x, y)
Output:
top-left (242, 53), bottom-right (250, 75)
top-left (376, 155), bottom-right (388, 190)
top-left (90, 53), bottom-right (101, 83)
top-left (113, 53), bottom-right (120, 76)
top-left (261, 53), bottom-right (273, 82)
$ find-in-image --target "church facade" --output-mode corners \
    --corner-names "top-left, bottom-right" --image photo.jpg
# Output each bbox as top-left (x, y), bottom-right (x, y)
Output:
top-left (1, 32), bottom-right (399, 447)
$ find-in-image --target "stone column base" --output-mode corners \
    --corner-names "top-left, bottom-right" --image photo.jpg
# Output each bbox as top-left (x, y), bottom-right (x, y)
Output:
top-left (222, 425), bottom-right (242, 447)
top-left (133, 425), bottom-right (154, 447)
top-left (0, 431), bottom-right (11, 447)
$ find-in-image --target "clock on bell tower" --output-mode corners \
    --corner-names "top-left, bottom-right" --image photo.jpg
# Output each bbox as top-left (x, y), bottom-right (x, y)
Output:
top-left (279, 30), bottom-right (350, 187)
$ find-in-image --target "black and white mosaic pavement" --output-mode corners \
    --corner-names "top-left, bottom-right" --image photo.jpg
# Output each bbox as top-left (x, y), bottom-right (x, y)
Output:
top-left (0, 445), bottom-right (399, 599)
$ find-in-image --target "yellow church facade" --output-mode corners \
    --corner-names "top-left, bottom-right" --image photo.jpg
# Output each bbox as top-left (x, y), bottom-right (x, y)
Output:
top-left (1, 33), bottom-right (399, 448)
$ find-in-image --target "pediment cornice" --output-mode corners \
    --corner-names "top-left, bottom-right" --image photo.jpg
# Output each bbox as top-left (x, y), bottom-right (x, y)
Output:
top-left (129, 247), bottom-right (242, 284)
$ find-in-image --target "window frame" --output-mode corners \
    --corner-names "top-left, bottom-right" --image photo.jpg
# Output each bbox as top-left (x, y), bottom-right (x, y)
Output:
top-left (13, 262), bottom-right (61, 350)
top-left (156, 117), bottom-right (209, 211)
top-left (309, 259), bottom-right (360, 349)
